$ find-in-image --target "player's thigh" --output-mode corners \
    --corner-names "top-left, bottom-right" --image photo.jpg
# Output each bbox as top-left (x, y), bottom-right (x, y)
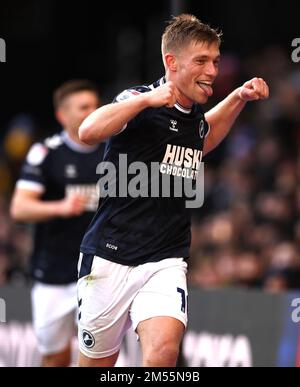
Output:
top-left (137, 316), bottom-right (185, 354)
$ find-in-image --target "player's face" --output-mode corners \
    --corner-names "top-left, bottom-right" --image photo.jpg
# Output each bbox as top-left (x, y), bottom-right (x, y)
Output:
top-left (174, 40), bottom-right (220, 106)
top-left (58, 91), bottom-right (100, 133)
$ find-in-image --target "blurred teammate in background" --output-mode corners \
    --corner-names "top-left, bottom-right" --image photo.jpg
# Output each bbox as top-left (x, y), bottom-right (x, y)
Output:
top-left (10, 80), bottom-right (105, 367)
top-left (77, 14), bottom-right (269, 367)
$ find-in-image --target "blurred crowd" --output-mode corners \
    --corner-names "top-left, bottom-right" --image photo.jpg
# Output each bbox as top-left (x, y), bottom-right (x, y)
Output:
top-left (0, 114), bottom-right (35, 285)
top-left (0, 45), bottom-right (300, 292)
top-left (189, 46), bottom-right (300, 293)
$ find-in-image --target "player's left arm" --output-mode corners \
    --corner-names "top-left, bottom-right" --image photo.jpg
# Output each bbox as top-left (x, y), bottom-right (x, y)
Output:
top-left (203, 77), bottom-right (269, 155)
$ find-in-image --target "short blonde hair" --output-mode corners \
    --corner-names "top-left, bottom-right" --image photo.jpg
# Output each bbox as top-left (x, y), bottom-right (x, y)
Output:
top-left (161, 14), bottom-right (222, 62)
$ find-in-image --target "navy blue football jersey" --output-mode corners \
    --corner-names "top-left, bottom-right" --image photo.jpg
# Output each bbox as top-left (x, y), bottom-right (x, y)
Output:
top-left (16, 131), bottom-right (105, 284)
top-left (80, 77), bottom-right (209, 266)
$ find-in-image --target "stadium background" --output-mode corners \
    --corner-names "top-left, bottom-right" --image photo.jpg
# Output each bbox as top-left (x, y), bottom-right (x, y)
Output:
top-left (1, 0), bottom-right (300, 366)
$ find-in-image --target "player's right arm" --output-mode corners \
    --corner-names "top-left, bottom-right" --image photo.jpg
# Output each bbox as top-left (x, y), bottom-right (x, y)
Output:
top-left (10, 141), bottom-right (87, 223)
top-left (10, 188), bottom-right (87, 223)
top-left (79, 81), bottom-right (176, 145)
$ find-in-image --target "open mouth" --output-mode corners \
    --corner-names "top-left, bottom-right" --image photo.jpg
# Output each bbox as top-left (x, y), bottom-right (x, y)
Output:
top-left (196, 81), bottom-right (213, 97)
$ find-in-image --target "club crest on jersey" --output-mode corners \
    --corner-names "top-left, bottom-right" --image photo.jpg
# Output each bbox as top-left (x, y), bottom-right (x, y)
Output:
top-left (65, 164), bottom-right (77, 178)
top-left (169, 119), bottom-right (178, 132)
top-left (199, 120), bottom-right (205, 139)
top-left (82, 329), bottom-right (95, 348)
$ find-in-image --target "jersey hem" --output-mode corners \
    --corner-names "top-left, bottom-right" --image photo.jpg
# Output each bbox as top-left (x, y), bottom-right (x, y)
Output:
top-left (80, 245), bottom-right (189, 266)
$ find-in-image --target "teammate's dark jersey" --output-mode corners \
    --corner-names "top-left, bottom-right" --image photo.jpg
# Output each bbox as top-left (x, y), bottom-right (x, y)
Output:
top-left (16, 131), bottom-right (105, 284)
top-left (80, 77), bottom-right (209, 266)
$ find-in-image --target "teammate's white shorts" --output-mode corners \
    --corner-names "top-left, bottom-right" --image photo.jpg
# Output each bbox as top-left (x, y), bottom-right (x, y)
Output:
top-left (31, 282), bottom-right (77, 355)
top-left (77, 255), bottom-right (188, 359)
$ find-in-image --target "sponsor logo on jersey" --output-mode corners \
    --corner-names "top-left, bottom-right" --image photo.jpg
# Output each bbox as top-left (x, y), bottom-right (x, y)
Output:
top-left (160, 144), bottom-right (202, 180)
top-left (65, 184), bottom-right (99, 211)
top-left (106, 243), bottom-right (118, 251)
top-left (82, 329), bottom-right (95, 348)
top-left (96, 153), bottom-right (205, 208)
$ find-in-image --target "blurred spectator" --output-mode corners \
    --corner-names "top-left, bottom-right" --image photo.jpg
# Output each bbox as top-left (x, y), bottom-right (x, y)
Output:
top-left (263, 242), bottom-right (300, 292)
top-left (234, 251), bottom-right (264, 288)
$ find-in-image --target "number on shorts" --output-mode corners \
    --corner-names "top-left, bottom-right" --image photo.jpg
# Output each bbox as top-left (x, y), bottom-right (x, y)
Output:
top-left (177, 287), bottom-right (186, 313)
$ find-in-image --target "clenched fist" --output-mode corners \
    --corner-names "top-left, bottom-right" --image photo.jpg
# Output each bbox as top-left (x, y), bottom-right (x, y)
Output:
top-left (146, 81), bottom-right (177, 108)
top-left (238, 77), bottom-right (269, 102)
top-left (59, 194), bottom-right (87, 218)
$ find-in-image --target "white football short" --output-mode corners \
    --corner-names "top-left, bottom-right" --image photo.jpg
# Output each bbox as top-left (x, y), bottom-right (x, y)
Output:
top-left (31, 282), bottom-right (77, 355)
top-left (77, 255), bottom-right (188, 359)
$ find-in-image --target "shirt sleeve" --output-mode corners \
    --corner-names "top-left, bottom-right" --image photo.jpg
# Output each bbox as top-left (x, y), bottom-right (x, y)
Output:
top-left (113, 88), bottom-right (150, 135)
top-left (16, 143), bottom-right (49, 193)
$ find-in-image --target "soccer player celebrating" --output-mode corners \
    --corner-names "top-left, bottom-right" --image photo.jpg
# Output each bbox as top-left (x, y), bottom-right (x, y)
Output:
top-left (77, 14), bottom-right (269, 367)
top-left (10, 80), bottom-right (105, 367)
